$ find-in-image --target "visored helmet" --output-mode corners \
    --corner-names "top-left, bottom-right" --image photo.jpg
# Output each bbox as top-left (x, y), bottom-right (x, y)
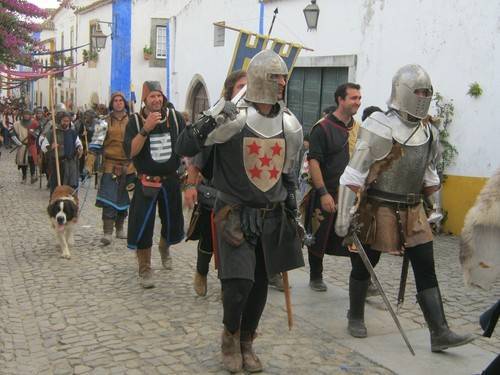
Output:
top-left (246, 49), bottom-right (288, 105)
top-left (388, 64), bottom-right (433, 121)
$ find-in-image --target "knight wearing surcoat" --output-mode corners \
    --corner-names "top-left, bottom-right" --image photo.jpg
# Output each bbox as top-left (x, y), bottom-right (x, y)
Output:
top-left (335, 64), bottom-right (474, 352)
top-left (176, 50), bottom-right (304, 373)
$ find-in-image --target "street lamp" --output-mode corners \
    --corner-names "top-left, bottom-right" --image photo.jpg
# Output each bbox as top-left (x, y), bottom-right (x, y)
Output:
top-left (91, 21), bottom-right (114, 51)
top-left (91, 23), bottom-right (108, 51)
top-left (303, 0), bottom-right (320, 31)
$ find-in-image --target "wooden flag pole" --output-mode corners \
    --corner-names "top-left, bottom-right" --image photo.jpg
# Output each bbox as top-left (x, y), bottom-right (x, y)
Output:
top-left (282, 272), bottom-right (293, 330)
top-left (213, 21), bottom-right (314, 51)
top-left (49, 73), bottom-right (61, 186)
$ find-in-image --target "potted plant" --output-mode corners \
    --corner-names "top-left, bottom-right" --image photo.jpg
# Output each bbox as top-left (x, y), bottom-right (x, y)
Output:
top-left (64, 55), bottom-right (73, 65)
top-left (89, 50), bottom-right (98, 62)
top-left (143, 45), bottom-right (153, 60)
top-left (83, 49), bottom-right (98, 63)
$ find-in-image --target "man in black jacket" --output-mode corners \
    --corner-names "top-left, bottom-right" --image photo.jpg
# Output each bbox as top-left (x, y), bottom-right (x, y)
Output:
top-left (123, 81), bottom-right (185, 288)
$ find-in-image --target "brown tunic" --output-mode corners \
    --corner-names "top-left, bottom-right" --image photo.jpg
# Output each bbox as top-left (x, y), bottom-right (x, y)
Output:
top-left (102, 113), bottom-right (135, 175)
top-left (357, 143), bottom-right (433, 253)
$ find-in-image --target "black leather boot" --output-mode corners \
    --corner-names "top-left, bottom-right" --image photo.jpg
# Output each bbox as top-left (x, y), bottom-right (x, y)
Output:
top-left (417, 287), bottom-right (475, 352)
top-left (347, 277), bottom-right (369, 338)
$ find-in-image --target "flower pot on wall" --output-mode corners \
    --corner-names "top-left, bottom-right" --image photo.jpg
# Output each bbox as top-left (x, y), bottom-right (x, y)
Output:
top-left (143, 52), bottom-right (152, 61)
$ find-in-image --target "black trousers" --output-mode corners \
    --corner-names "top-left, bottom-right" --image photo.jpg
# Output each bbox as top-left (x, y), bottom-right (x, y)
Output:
top-left (20, 156), bottom-right (36, 178)
top-left (483, 354), bottom-right (500, 375)
top-left (221, 242), bottom-right (268, 334)
top-left (196, 206), bottom-right (214, 276)
top-left (308, 250), bottom-right (323, 280)
top-left (350, 241), bottom-right (438, 293)
top-left (127, 178), bottom-right (184, 250)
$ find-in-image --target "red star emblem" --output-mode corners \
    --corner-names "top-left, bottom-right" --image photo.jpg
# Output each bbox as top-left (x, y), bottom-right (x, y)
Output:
top-left (271, 142), bottom-right (282, 156)
top-left (249, 165), bottom-right (262, 179)
top-left (247, 141), bottom-right (261, 155)
top-left (269, 166), bottom-right (280, 179)
top-left (259, 154), bottom-right (271, 167)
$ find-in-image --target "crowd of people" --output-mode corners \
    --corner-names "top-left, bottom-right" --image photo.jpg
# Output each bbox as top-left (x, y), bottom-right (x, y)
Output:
top-left (3, 49), bottom-right (495, 374)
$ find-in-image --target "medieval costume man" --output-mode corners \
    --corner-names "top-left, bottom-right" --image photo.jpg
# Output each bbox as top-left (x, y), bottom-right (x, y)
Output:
top-left (86, 93), bottom-right (135, 245)
top-left (11, 109), bottom-right (40, 184)
top-left (304, 83), bottom-right (361, 292)
top-left (335, 64), bottom-right (474, 352)
top-left (123, 81), bottom-right (185, 288)
top-left (41, 111), bottom-right (83, 194)
top-left (176, 50), bottom-right (304, 373)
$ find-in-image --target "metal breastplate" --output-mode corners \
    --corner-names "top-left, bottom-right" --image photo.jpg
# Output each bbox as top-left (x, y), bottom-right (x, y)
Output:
top-left (371, 139), bottom-right (431, 198)
top-left (246, 104), bottom-right (284, 138)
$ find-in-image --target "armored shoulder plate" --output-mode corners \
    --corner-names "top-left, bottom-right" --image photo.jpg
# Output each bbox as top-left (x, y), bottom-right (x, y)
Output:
top-left (385, 111), bottom-right (430, 146)
top-left (362, 111), bottom-right (393, 140)
top-left (205, 99), bottom-right (247, 145)
top-left (348, 112), bottom-right (393, 173)
top-left (283, 109), bottom-right (303, 173)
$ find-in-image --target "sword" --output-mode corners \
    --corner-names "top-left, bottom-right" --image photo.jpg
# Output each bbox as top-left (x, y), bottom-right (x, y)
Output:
top-left (351, 233), bottom-right (415, 356)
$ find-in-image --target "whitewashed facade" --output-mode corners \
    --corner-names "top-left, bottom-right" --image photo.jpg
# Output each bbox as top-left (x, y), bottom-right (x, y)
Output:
top-left (32, 0), bottom-right (499, 233)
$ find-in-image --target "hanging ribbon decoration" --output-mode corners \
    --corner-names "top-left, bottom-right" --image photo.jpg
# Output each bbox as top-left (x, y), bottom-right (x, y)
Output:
top-left (31, 43), bottom-right (90, 56)
top-left (0, 61), bottom-right (85, 81)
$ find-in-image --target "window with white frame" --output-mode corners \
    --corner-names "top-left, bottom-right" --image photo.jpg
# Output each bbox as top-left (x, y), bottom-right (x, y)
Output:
top-left (156, 26), bottom-right (167, 59)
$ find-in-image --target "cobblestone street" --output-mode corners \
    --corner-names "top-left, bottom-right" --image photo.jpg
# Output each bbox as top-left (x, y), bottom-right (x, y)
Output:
top-left (0, 150), bottom-right (498, 375)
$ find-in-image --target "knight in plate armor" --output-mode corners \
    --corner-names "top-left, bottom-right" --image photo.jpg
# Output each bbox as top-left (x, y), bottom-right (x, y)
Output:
top-left (335, 64), bottom-right (474, 352)
top-left (176, 50), bottom-right (304, 373)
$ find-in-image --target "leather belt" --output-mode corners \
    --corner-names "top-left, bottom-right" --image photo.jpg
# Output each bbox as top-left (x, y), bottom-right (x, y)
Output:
top-left (368, 189), bottom-right (422, 206)
top-left (137, 173), bottom-right (172, 182)
top-left (217, 190), bottom-right (280, 210)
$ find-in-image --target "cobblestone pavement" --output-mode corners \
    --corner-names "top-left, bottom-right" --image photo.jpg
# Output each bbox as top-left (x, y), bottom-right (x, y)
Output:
top-left (0, 150), bottom-right (498, 375)
top-left (0, 151), bottom-right (393, 375)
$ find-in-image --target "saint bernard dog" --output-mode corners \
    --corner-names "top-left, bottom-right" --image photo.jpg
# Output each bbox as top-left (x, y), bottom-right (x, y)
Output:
top-left (47, 185), bottom-right (79, 259)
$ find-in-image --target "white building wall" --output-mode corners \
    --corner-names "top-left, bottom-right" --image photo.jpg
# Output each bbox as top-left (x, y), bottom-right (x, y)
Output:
top-left (172, 0), bottom-right (263, 110)
top-left (76, 3), bottom-right (113, 108)
top-left (172, 0), bottom-right (500, 178)
top-left (50, 7), bottom-right (76, 108)
top-left (130, 0), bottom-right (187, 106)
top-left (36, 0), bottom-right (499, 178)
top-left (34, 29), bottom-right (55, 109)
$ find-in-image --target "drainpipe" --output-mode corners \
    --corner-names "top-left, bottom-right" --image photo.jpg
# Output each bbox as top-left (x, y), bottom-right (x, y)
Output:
top-left (166, 19), bottom-right (171, 101)
top-left (259, 0), bottom-right (264, 34)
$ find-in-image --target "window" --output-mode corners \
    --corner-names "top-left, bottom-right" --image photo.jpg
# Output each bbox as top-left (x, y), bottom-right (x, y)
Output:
top-left (287, 67), bottom-right (349, 134)
top-left (155, 26), bottom-right (167, 59)
top-left (149, 18), bottom-right (168, 68)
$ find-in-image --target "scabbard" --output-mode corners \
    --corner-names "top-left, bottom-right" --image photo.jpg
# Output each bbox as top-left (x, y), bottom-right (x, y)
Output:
top-left (394, 206), bottom-right (409, 311)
